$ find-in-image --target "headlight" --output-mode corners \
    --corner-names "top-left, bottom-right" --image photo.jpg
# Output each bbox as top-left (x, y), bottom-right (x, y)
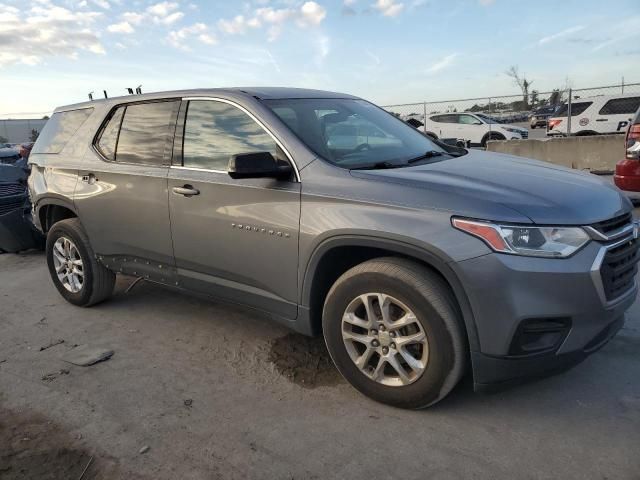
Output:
top-left (452, 218), bottom-right (590, 258)
top-left (502, 127), bottom-right (523, 134)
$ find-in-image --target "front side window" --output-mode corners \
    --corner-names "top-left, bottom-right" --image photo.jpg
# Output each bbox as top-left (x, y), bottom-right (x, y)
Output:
top-left (115, 101), bottom-right (179, 165)
top-left (457, 114), bottom-right (479, 125)
top-left (266, 98), bottom-right (447, 169)
top-left (599, 97), bottom-right (640, 115)
top-left (182, 100), bottom-right (279, 171)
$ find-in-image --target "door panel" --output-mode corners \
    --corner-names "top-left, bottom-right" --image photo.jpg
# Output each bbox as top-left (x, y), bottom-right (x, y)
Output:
top-left (168, 169), bottom-right (301, 317)
top-left (74, 100), bottom-right (179, 267)
top-left (75, 155), bottom-right (173, 264)
top-left (168, 98), bottom-right (301, 318)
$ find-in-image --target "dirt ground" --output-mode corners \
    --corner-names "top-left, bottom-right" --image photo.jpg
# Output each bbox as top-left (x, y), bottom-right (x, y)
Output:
top-left (1, 250), bottom-right (639, 479)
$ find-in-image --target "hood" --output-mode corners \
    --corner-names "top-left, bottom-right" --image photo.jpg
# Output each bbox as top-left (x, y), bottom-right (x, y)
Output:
top-left (350, 150), bottom-right (630, 225)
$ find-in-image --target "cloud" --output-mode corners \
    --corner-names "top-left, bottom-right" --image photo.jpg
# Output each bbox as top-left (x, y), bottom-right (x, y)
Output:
top-left (538, 25), bottom-right (585, 45)
top-left (426, 53), bottom-right (458, 73)
top-left (478, 0), bottom-right (495, 5)
top-left (107, 21), bottom-right (134, 33)
top-left (167, 23), bottom-right (217, 50)
top-left (217, 2), bottom-right (327, 41)
top-left (122, 11), bottom-right (144, 24)
top-left (373, 0), bottom-right (404, 16)
top-left (90, 0), bottom-right (110, 9)
top-left (299, 1), bottom-right (326, 26)
top-left (146, 2), bottom-right (184, 25)
top-left (0, 4), bottom-right (105, 66)
top-left (218, 15), bottom-right (258, 35)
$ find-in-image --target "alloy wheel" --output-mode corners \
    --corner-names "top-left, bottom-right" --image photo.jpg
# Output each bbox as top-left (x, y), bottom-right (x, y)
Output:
top-left (341, 293), bottom-right (429, 387)
top-left (52, 236), bottom-right (84, 293)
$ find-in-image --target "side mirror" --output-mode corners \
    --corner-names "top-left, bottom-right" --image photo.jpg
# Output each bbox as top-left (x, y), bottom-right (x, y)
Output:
top-left (473, 120), bottom-right (483, 125)
top-left (228, 152), bottom-right (292, 180)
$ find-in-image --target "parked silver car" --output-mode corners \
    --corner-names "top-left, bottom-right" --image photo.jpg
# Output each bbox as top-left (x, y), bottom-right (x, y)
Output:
top-left (28, 88), bottom-right (639, 408)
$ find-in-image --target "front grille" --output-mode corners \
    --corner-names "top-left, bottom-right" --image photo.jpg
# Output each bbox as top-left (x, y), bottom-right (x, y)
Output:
top-left (600, 237), bottom-right (640, 301)
top-left (0, 198), bottom-right (25, 216)
top-left (520, 131), bottom-right (529, 139)
top-left (591, 212), bottom-right (632, 236)
top-left (0, 182), bottom-right (26, 196)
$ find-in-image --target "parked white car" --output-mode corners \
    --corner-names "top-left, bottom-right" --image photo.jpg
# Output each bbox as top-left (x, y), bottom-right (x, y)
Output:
top-left (547, 93), bottom-right (640, 136)
top-left (424, 113), bottom-right (528, 147)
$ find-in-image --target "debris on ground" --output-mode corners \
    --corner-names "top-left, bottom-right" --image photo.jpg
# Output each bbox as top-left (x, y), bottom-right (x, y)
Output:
top-left (268, 333), bottom-right (343, 389)
top-left (62, 345), bottom-right (114, 367)
top-left (139, 445), bottom-right (150, 455)
top-left (39, 338), bottom-right (65, 351)
top-left (41, 369), bottom-right (70, 382)
top-left (184, 399), bottom-right (193, 407)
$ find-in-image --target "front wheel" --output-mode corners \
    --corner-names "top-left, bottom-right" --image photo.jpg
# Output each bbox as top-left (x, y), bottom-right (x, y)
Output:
top-left (322, 258), bottom-right (466, 409)
top-left (46, 218), bottom-right (115, 307)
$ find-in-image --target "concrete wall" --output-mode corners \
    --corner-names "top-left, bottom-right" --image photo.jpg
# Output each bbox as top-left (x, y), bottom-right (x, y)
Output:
top-left (486, 134), bottom-right (624, 173)
top-left (0, 119), bottom-right (48, 144)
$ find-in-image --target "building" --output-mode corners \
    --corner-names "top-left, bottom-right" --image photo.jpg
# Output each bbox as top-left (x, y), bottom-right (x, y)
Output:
top-left (0, 119), bottom-right (49, 144)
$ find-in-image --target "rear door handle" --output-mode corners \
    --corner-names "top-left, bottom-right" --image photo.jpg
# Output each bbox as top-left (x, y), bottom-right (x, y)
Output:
top-left (172, 185), bottom-right (200, 197)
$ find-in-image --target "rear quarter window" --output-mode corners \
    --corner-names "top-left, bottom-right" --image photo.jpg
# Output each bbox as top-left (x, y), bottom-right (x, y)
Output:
top-left (32, 108), bottom-right (93, 154)
top-left (555, 102), bottom-right (592, 117)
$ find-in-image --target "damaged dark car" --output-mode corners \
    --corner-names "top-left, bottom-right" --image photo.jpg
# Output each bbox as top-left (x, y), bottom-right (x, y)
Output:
top-left (0, 163), bottom-right (44, 253)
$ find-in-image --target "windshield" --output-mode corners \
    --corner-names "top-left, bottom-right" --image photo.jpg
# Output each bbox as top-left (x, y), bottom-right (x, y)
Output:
top-left (475, 113), bottom-right (502, 124)
top-left (263, 98), bottom-right (454, 169)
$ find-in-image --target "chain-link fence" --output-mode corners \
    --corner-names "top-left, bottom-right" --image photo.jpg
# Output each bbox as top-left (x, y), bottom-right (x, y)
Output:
top-left (383, 81), bottom-right (640, 139)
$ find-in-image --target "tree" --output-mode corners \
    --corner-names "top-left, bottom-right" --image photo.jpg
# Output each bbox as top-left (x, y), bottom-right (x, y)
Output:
top-left (30, 129), bottom-right (39, 142)
top-left (530, 89), bottom-right (539, 107)
top-left (505, 65), bottom-right (533, 110)
top-left (42, 115), bottom-right (50, 120)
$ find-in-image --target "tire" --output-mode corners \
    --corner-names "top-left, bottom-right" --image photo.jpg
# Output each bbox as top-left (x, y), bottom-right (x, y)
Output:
top-left (481, 132), bottom-right (505, 148)
top-left (530, 123), bottom-right (536, 129)
top-left (46, 218), bottom-right (115, 307)
top-left (322, 257), bottom-right (466, 409)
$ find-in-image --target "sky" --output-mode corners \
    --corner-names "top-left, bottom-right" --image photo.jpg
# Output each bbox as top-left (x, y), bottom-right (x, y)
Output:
top-left (0, 0), bottom-right (639, 118)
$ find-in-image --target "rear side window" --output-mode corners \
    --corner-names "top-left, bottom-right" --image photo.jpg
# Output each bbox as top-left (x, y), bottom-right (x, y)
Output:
top-left (555, 102), bottom-right (592, 117)
top-left (182, 100), bottom-right (278, 171)
top-left (430, 115), bottom-right (457, 123)
top-left (96, 107), bottom-right (124, 161)
top-left (32, 108), bottom-right (93, 154)
top-left (599, 97), bottom-right (640, 115)
top-left (113, 101), bottom-right (179, 165)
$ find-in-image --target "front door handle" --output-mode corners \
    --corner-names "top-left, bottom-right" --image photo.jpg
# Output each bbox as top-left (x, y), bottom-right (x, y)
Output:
top-left (596, 118), bottom-right (608, 122)
top-left (172, 185), bottom-right (200, 197)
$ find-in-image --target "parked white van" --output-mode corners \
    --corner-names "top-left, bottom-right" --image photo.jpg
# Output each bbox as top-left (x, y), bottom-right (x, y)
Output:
top-left (547, 93), bottom-right (640, 137)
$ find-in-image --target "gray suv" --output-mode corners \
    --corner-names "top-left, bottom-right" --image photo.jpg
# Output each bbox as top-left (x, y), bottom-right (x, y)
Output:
top-left (29, 88), bottom-right (639, 408)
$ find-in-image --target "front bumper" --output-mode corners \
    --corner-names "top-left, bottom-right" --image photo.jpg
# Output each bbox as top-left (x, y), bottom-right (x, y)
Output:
top-left (453, 240), bottom-right (637, 388)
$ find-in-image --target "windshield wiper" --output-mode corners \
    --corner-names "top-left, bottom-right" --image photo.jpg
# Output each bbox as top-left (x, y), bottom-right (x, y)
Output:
top-left (350, 161), bottom-right (406, 170)
top-left (407, 150), bottom-right (445, 164)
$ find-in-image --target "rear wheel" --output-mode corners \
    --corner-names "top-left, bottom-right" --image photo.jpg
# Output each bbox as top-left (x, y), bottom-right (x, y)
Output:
top-left (46, 218), bottom-right (115, 307)
top-left (322, 258), bottom-right (466, 409)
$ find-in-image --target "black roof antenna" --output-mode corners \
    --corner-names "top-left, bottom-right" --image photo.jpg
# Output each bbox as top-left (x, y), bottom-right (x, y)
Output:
top-left (135, 85), bottom-right (142, 95)
top-left (127, 88), bottom-right (134, 94)
top-left (103, 90), bottom-right (108, 99)
top-left (88, 91), bottom-right (94, 101)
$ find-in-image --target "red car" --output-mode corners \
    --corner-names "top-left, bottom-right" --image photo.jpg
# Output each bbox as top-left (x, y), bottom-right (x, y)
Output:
top-left (614, 108), bottom-right (640, 202)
